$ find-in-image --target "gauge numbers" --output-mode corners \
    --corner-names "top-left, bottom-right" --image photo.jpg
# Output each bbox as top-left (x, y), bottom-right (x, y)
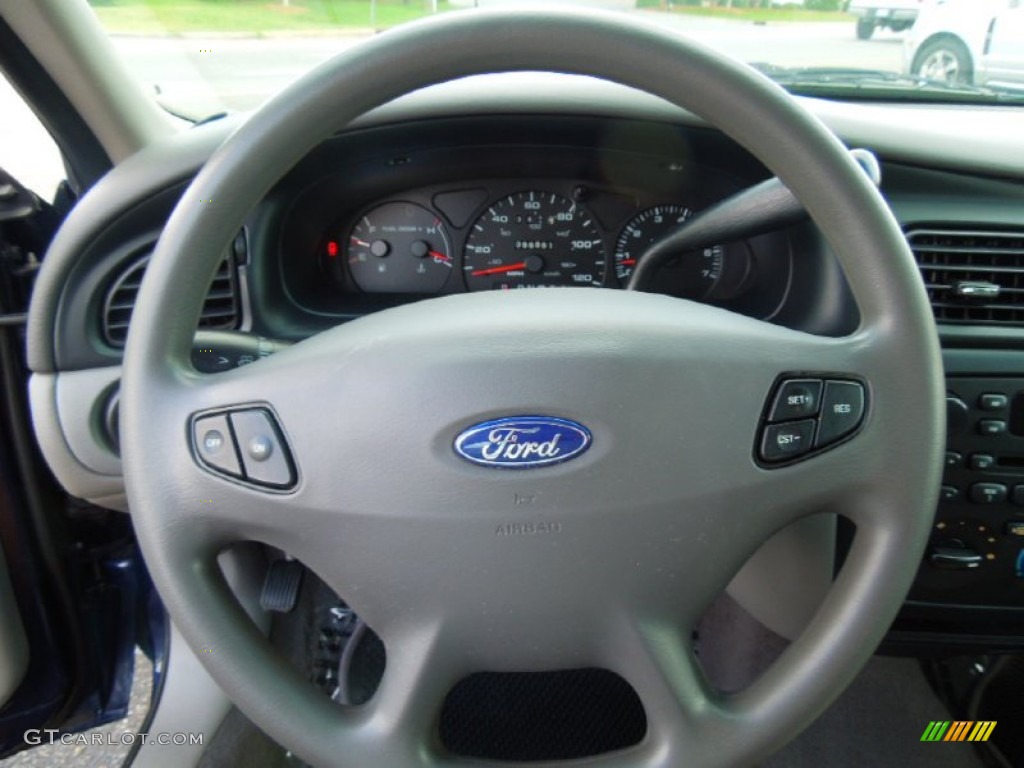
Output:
top-left (614, 205), bottom-right (724, 299)
top-left (463, 191), bottom-right (605, 291)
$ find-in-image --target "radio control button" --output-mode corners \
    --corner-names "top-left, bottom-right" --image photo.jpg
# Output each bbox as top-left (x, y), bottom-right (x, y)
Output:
top-left (979, 393), bottom-right (1008, 411)
top-left (970, 483), bottom-right (1008, 505)
top-left (970, 454), bottom-right (996, 471)
top-left (929, 542), bottom-right (983, 570)
top-left (977, 420), bottom-right (1007, 437)
top-left (1005, 521), bottom-right (1024, 537)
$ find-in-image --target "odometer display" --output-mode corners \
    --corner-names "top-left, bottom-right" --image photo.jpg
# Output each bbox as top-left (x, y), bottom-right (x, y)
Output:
top-left (463, 191), bottom-right (605, 291)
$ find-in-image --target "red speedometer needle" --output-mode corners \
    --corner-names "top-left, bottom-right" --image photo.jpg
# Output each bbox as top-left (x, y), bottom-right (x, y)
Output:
top-left (471, 262), bottom-right (527, 277)
top-left (619, 259), bottom-right (636, 266)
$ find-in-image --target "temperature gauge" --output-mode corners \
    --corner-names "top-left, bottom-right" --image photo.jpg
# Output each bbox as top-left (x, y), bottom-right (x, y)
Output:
top-left (341, 202), bottom-right (453, 293)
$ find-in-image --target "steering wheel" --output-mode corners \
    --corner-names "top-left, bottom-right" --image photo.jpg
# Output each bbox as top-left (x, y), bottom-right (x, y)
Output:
top-left (120, 8), bottom-right (943, 767)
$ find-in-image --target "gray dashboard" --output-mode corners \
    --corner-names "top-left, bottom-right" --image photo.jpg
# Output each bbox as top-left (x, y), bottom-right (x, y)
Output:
top-left (25, 72), bottom-right (1024, 641)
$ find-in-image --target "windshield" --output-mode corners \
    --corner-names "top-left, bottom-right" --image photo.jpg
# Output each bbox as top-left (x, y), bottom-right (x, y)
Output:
top-left (89, 0), bottom-right (1024, 120)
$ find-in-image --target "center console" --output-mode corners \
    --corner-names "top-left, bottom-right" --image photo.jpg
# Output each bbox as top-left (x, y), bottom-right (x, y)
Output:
top-left (911, 376), bottom-right (1024, 607)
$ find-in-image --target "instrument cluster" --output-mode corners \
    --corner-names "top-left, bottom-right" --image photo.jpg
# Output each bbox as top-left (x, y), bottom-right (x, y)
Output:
top-left (315, 181), bottom-right (755, 302)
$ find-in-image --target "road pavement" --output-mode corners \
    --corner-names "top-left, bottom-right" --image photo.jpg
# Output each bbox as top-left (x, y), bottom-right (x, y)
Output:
top-left (110, 13), bottom-right (907, 115)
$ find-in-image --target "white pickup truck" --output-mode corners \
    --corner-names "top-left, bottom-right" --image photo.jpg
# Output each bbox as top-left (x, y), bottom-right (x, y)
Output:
top-left (848, 0), bottom-right (924, 39)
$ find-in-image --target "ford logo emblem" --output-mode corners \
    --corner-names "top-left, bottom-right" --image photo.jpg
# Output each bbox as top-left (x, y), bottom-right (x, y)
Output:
top-left (454, 416), bottom-right (592, 469)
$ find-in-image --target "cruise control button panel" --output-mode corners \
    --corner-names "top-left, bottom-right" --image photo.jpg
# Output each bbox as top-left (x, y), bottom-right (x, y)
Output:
top-left (191, 407), bottom-right (296, 490)
top-left (757, 375), bottom-right (866, 466)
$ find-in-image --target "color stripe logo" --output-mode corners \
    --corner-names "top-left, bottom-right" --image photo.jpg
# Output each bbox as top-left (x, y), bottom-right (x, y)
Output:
top-left (921, 721), bottom-right (996, 742)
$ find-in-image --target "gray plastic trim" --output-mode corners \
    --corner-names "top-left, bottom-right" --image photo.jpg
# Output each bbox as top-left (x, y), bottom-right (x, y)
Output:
top-left (26, 117), bottom-right (244, 374)
top-left (29, 371), bottom-right (127, 510)
top-left (54, 365), bottom-right (121, 475)
top-left (726, 515), bottom-right (836, 641)
top-left (0, 543), bottom-right (29, 708)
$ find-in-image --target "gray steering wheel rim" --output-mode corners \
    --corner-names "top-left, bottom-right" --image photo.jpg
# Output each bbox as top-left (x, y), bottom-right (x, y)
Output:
top-left (120, 8), bottom-right (944, 767)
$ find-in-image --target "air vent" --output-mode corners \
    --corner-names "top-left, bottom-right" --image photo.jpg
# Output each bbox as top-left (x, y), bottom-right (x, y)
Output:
top-left (909, 228), bottom-right (1024, 326)
top-left (102, 248), bottom-right (241, 347)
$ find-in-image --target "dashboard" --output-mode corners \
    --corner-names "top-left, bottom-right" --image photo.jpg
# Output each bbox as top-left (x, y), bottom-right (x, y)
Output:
top-left (271, 119), bottom-right (795, 326)
top-left (24, 74), bottom-right (1024, 650)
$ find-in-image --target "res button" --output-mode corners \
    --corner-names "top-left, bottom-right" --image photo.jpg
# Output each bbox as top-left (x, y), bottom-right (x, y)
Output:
top-left (814, 381), bottom-right (865, 448)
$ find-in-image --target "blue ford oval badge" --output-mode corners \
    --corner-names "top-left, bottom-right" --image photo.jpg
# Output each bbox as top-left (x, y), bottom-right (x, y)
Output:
top-left (454, 416), bottom-right (592, 469)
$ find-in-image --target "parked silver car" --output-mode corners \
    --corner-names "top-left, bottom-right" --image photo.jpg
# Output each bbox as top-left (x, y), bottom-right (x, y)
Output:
top-left (904, 0), bottom-right (1024, 87)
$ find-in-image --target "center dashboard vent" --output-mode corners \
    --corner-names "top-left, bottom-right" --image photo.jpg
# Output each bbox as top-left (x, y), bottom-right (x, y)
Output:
top-left (909, 228), bottom-right (1024, 326)
top-left (102, 246), bottom-right (241, 347)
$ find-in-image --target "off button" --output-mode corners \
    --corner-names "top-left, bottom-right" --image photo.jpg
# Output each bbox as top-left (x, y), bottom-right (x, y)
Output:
top-left (760, 420), bottom-right (816, 463)
top-left (814, 381), bottom-right (865, 448)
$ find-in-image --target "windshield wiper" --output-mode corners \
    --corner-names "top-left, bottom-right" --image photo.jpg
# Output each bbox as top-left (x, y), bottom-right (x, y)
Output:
top-left (752, 65), bottom-right (1024, 105)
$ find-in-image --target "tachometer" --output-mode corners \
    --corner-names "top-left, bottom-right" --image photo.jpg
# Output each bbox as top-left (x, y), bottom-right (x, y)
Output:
top-left (463, 191), bottom-right (605, 291)
top-left (614, 205), bottom-right (724, 299)
top-left (344, 202), bottom-right (452, 293)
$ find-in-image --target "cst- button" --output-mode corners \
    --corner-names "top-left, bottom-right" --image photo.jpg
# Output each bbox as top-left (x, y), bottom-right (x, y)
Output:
top-left (760, 420), bottom-right (815, 463)
top-left (814, 380), bottom-right (865, 448)
top-left (769, 379), bottom-right (822, 422)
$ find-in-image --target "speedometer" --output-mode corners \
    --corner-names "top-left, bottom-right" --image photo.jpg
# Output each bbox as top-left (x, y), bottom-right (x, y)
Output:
top-left (463, 191), bottom-right (605, 291)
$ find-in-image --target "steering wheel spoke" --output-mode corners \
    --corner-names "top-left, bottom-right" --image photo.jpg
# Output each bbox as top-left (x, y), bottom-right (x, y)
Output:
top-left (604, 618), bottom-right (734, 768)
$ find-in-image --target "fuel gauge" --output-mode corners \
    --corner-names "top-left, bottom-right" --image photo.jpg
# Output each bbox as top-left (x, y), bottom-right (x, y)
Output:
top-left (342, 202), bottom-right (453, 293)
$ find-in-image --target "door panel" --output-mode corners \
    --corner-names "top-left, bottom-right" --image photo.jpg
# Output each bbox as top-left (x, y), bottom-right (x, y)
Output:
top-left (985, 4), bottom-right (1024, 84)
top-left (0, 545), bottom-right (27, 707)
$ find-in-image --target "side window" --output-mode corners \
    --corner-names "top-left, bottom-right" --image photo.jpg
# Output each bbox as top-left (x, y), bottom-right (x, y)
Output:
top-left (0, 71), bottom-right (66, 201)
